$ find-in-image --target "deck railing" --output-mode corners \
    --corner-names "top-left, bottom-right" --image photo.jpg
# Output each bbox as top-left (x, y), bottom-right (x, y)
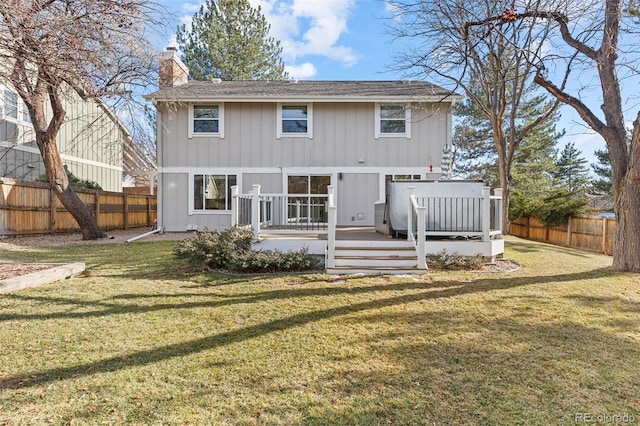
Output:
top-left (231, 185), bottom-right (330, 237)
top-left (407, 186), bottom-right (503, 267)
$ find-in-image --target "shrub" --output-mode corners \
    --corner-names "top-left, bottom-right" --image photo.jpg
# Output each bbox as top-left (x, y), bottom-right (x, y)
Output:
top-left (173, 227), bottom-right (253, 270)
top-left (427, 250), bottom-right (484, 270)
top-left (173, 227), bottom-right (318, 273)
top-left (230, 248), bottom-right (318, 273)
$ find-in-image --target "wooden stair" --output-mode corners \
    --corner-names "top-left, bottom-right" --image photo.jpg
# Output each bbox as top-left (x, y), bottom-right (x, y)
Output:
top-left (326, 240), bottom-right (427, 275)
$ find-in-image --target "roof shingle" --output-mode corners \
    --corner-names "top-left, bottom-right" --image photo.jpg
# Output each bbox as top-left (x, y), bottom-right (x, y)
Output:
top-left (145, 80), bottom-right (460, 102)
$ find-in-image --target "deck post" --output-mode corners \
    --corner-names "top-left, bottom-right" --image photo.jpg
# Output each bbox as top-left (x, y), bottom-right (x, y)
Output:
top-left (230, 185), bottom-right (239, 227)
top-left (417, 205), bottom-right (427, 270)
top-left (494, 188), bottom-right (503, 236)
top-left (251, 184), bottom-right (261, 240)
top-left (407, 186), bottom-right (415, 242)
top-left (327, 185), bottom-right (336, 268)
top-left (482, 187), bottom-right (491, 242)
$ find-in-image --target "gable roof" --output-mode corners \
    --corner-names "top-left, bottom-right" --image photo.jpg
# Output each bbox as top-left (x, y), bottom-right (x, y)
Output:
top-left (145, 80), bottom-right (461, 103)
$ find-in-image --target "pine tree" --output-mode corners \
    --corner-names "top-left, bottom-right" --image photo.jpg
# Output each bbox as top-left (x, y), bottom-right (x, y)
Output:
top-left (553, 142), bottom-right (589, 192)
top-left (590, 149), bottom-right (612, 195)
top-left (176, 0), bottom-right (286, 81)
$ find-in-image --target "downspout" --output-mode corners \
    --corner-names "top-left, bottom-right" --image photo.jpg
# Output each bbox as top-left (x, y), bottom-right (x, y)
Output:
top-left (156, 102), bottom-right (163, 232)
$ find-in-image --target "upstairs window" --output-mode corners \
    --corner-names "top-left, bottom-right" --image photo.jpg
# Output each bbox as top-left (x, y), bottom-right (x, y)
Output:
top-left (189, 104), bottom-right (224, 138)
top-left (277, 103), bottom-right (313, 138)
top-left (375, 103), bottom-right (411, 139)
top-left (4, 90), bottom-right (17, 120)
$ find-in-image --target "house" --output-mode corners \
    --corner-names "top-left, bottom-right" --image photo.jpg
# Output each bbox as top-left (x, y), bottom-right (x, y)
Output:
top-left (145, 48), bottom-right (504, 273)
top-left (0, 82), bottom-right (129, 192)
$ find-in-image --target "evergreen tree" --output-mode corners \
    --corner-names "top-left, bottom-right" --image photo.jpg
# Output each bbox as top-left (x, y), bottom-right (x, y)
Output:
top-left (591, 149), bottom-right (613, 195)
top-left (553, 142), bottom-right (589, 192)
top-left (453, 88), bottom-right (562, 201)
top-left (176, 0), bottom-right (286, 81)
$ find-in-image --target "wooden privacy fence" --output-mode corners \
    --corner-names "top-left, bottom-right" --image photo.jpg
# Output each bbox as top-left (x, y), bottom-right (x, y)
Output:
top-left (509, 215), bottom-right (616, 255)
top-left (0, 178), bottom-right (157, 237)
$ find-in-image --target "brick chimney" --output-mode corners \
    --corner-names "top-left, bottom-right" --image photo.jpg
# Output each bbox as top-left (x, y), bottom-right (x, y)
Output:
top-left (158, 46), bottom-right (189, 89)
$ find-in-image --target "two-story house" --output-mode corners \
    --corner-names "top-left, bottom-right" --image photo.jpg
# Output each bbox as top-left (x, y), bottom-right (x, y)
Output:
top-left (1, 82), bottom-right (129, 192)
top-left (146, 49), bottom-right (462, 233)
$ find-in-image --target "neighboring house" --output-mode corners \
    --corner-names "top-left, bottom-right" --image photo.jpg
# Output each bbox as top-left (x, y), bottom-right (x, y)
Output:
top-left (0, 82), bottom-right (128, 192)
top-left (145, 49), bottom-right (462, 233)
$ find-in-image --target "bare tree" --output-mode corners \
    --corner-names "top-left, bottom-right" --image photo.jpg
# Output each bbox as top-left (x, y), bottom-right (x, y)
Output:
top-left (0, 0), bottom-right (162, 239)
top-left (463, 0), bottom-right (640, 271)
top-left (388, 0), bottom-right (560, 232)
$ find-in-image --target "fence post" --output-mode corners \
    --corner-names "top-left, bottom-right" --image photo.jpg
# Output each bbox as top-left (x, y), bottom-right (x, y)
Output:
top-left (482, 187), bottom-right (491, 242)
top-left (567, 217), bottom-right (572, 247)
top-left (327, 185), bottom-right (336, 268)
top-left (230, 185), bottom-right (239, 227)
top-left (50, 187), bottom-right (56, 235)
top-left (123, 193), bottom-right (129, 230)
top-left (251, 184), bottom-right (261, 240)
top-left (417, 205), bottom-right (427, 270)
top-left (407, 186), bottom-right (415, 242)
top-left (602, 217), bottom-right (607, 254)
top-left (94, 191), bottom-right (100, 229)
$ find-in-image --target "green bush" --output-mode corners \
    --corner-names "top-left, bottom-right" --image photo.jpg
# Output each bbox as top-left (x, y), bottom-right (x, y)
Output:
top-left (173, 227), bottom-right (253, 270)
top-left (230, 248), bottom-right (318, 273)
top-left (427, 250), bottom-right (484, 270)
top-left (173, 227), bottom-right (318, 273)
top-left (37, 166), bottom-right (103, 190)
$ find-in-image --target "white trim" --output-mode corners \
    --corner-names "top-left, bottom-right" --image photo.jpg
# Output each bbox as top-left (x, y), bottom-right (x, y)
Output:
top-left (0, 141), bottom-right (123, 171)
top-left (374, 103), bottom-right (411, 139)
top-left (188, 103), bottom-right (225, 139)
top-left (160, 166), bottom-right (440, 175)
top-left (276, 103), bottom-right (313, 139)
top-left (188, 172), bottom-right (241, 216)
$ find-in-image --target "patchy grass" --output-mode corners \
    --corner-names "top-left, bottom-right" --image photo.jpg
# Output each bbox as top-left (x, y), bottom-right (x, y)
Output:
top-left (0, 236), bottom-right (638, 425)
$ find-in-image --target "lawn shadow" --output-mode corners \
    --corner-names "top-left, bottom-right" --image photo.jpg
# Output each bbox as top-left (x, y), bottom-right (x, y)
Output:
top-left (0, 266), bottom-right (622, 391)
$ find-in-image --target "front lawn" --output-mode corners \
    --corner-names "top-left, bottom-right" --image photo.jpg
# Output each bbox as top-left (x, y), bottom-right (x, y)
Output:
top-left (0, 237), bottom-right (638, 425)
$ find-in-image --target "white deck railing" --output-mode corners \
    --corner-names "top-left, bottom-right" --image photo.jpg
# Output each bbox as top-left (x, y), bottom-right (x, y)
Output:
top-left (232, 184), bottom-right (503, 268)
top-left (407, 186), bottom-right (503, 265)
top-left (231, 185), bottom-right (330, 238)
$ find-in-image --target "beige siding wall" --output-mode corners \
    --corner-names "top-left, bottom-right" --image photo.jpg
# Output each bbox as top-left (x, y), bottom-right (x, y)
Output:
top-left (1, 84), bottom-right (124, 192)
top-left (337, 173), bottom-right (379, 226)
top-left (159, 102), bottom-right (451, 169)
top-left (157, 100), bottom-right (453, 231)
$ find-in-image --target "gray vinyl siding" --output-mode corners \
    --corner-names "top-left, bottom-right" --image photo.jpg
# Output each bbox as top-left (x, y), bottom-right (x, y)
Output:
top-left (337, 173), bottom-right (379, 226)
top-left (157, 99), bottom-right (453, 231)
top-left (158, 102), bottom-right (451, 169)
top-left (160, 172), bottom-right (232, 232)
top-left (242, 173), bottom-right (282, 193)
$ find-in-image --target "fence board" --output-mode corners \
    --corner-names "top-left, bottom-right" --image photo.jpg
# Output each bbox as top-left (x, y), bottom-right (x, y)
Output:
top-left (0, 178), bottom-right (156, 237)
top-left (509, 215), bottom-right (616, 255)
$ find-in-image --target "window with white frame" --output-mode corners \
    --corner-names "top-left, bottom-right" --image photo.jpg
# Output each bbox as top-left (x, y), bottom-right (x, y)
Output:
top-left (375, 103), bottom-right (411, 139)
top-left (21, 99), bottom-right (30, 122)
top-left (277, 103), bottom-right (313, 138)
top-left (193, 174), bottom-right (236, 211)
top-left (4, 90), bottom-right (17, 120)
top-left (189, 104), bottom-right (224, 138)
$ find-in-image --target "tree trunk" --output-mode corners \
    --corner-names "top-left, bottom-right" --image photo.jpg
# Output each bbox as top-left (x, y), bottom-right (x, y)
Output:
top-left (38, 134), bottom-right (106, 240)
top-left (613, 185), bottom-right (640, 271)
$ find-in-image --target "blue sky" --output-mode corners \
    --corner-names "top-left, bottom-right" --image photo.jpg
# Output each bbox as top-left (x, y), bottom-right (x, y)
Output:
top-left (156, 0), bottom-right (632, 167)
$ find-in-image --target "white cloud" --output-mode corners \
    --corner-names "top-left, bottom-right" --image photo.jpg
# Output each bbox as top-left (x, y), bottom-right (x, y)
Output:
top-left (169, 0), bottom-right (360, 75)
top-left (251, 0), bottom-right (360, 68)
top-left (285, 62), bottom-right (317, 79)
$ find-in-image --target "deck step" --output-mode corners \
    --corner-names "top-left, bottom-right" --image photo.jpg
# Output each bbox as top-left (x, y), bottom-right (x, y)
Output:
top-left (326, 266), bottom-right (427, 275)
top-left (329, 238), bottom-right (425, 274)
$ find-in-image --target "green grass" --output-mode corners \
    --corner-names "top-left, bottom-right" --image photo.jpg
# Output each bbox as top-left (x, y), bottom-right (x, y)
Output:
top-left (0, 237), bottom-right (638, 425)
